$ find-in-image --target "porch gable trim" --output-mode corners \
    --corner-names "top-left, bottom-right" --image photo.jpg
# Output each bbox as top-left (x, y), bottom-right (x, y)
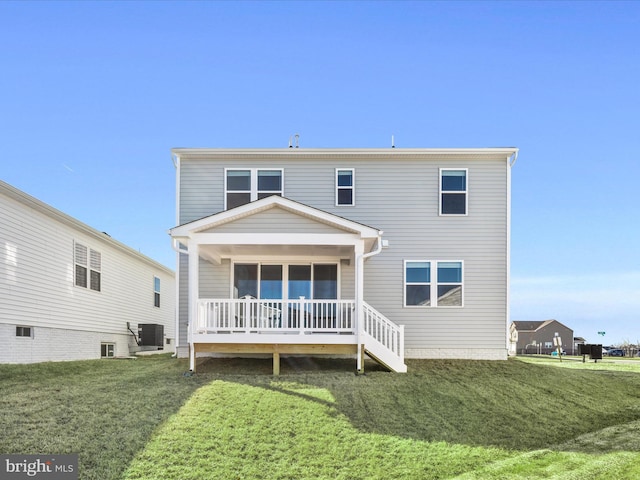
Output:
top-left (170, 195), bottom-right (382, 239)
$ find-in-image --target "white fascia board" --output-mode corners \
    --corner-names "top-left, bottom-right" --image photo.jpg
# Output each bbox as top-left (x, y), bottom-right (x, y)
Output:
top-left (192, 232), bottom-right (361, 247)
top-left (170, 195), bottom-right (381, 239)
top-left (171, 147), bottom-right (519, 157)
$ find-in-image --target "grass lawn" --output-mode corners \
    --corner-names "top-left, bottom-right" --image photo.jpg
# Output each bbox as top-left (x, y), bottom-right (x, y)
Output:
top-left (2, 355), bottom-right (640, 479)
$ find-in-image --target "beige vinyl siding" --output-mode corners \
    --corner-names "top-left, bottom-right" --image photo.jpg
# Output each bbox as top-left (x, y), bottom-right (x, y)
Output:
top-left (177, 253), bottom-right (189, 346)
top-left (179, 162), bottom-right (224, 222)
top-left (199, 258), bottom-right (231, 298)
top-left (0, 185), bottom-right (175, 347)
top-left (177, 151), bottom-right (510, 353)
top-left (210, 209), bottom-right (347, 234)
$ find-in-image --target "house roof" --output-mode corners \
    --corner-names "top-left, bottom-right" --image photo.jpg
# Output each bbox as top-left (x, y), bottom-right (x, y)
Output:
top-left (511, 320), bottom-right (572, 332)
top-left (0, 179), bottom-right (174, 275)
top-left (171, 147), bottom-right (519, 164)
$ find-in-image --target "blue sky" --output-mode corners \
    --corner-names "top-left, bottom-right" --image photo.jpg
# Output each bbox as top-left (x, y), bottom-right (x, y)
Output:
top-left (1, 1), bottom-right (638, 345)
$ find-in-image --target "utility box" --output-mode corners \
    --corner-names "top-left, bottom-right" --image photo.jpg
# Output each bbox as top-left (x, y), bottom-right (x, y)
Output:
top-left (589, 344), bottom-right (603, 360)
top-left (138, 324), bottom-right (164, 348)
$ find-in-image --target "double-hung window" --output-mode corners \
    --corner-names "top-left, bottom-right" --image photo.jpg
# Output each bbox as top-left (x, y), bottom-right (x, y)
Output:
top-left (404, 260), bottom-right (463, 307)
top-left (440, 169), bottom-right (467, 215)
top-left (75, 242), bottom-right (101, 292)
top-left (225, 169), bottom-right (283, 210)
top-left (336, 169), bottom-right (355, 206)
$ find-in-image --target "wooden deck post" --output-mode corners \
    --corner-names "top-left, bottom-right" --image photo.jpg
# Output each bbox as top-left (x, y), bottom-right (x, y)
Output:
top-left (273, 352), bottom-right (280, 376)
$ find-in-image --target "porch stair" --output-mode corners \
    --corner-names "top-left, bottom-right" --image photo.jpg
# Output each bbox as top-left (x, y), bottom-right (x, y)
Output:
top-left (362, 302), bottom-right (407, 373)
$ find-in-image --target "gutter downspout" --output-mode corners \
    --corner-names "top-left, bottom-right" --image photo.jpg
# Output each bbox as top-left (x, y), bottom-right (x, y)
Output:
top-left (172, 153), bottom-right (181, 359)
top-left (355, 233), bottom-right (384, 372)
top-left (506, 149), bottom-right (518, 356)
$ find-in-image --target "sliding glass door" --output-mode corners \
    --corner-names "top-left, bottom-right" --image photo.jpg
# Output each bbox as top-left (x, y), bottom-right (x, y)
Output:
top-left (233, 263), bottom-right (337, 301)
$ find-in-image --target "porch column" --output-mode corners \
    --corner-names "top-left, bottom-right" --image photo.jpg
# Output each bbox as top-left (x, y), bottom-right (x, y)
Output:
top-left (354, 243), bottom-right (365, 372)
top-left (188, 242), bottom-right (200, 372)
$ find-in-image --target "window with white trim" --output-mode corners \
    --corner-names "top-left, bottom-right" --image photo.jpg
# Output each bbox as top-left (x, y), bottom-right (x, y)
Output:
top-left (75, 242), bottom-right (101, 292)
top-left (404, 260), bottom-right (463, 307)
top-left (16, 326), bottom-right (32, 338)
top-left (336, 168), bottom-right (355, 206)
top-left (101, 343), bottom-right (115, 358)
top-left (225, 168), bottom-right (283, 210)
top-left (154, 276), bottom-right (161, 307)
top-left (440, 169), bottom-right (467, 215)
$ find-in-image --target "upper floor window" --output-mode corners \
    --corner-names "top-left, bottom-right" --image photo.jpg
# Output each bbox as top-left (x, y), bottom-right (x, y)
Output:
top-left (154, 276), bottom-right (161, 308)
top-left (440, 169), bottom-right (467, 215)
top-left (225, 169), bottom-right (283, 210)
top-left (75, 242), bottom-right (101, 292)
top-left (404, 260), bottom-right (463, 307)
top-left (336, 169), bottom-right (355, 206)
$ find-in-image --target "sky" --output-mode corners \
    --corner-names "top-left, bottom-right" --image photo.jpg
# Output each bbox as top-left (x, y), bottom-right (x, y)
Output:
top-left (1, 1), bottom-right (638, 345)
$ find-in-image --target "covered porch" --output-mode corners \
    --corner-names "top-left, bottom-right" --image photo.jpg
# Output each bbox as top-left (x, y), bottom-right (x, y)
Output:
top-left (170, 196), bottom-right (406, 373)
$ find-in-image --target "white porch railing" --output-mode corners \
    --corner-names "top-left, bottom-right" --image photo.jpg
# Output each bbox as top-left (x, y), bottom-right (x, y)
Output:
top-left (196, 299), bottom-right (356, 334)
top-left (362, 301), bottom-right (406, 371)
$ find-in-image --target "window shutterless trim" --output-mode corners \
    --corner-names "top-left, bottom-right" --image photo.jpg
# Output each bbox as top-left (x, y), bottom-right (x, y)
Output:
top-left (101, 343), bottom-right (115, 358)
top-left (16, 326), bottom-right (33, 338)
top-left (335, 168), bottom-right (355, 206)
top-left (224, 168), bottom-right (284, 210)
top-left (404, 259), bottom-right (464, 307)
top-left (439, 168), bottom-right (468, 216)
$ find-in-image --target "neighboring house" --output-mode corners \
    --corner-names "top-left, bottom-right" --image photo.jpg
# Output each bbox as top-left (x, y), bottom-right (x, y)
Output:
top-left (574, 336), bottom-right (587, 354)
top-left (170, 147), bottom-right (519, 373)
top-left (0, 180), bottom-right (175, 364)
top-left (510, 320), bottom-right (574, 355)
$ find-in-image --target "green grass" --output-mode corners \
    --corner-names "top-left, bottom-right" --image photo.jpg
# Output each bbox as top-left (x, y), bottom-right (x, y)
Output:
top-left (2, 355), bottom-right (640, 479)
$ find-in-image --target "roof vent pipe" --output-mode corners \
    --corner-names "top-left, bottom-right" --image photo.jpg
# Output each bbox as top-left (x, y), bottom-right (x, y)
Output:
top-left (288, 134), bottom-right (300, 148)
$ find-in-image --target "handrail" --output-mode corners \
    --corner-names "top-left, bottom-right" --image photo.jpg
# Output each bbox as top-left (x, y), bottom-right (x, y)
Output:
top-left (197, 298), bottom-right (356, 334)
top-left (362, 301), bottom-right (405, 363)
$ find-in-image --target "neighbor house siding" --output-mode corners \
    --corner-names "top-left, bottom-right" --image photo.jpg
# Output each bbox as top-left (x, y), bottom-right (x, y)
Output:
top-left (176, 151), bottom-right (511, 359)
top-left (0, 181), bottom-right (176, 363)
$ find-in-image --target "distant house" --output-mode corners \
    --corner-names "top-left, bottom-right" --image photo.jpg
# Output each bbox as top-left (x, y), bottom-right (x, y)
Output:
top-left (510, 320), bottom-right (574, 355)
top-left (0, 180), bottom-right (175, 364)
top-left (170, 147), bottom-right (519, 373)
top-left (573, 336), bottom-right (587, 353)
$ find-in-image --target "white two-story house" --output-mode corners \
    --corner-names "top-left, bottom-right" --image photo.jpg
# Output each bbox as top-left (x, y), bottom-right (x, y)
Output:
top-left (170, 147), bottom-right (518, 373)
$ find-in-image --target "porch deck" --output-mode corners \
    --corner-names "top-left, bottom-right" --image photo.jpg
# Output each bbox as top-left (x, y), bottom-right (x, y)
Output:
top-left (191, 299), bottom-right (406, 374)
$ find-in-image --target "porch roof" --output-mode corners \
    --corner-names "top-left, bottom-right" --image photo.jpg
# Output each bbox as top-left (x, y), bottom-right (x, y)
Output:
top-left (170, 196), bottom-right (384, 262)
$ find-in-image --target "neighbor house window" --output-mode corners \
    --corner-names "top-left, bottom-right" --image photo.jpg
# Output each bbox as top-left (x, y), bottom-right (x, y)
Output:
top-left (16, 326), bottom-right (32, 337)
top-left (75, 243), bottom-right (101, 292)
top-left (154, 276), bottom-right (161, 308)
top-left (440, 169), bottom-right (467, 215)
top-left (225, 169), bottom-right (283, 209)
top-left (336, 169), bottom-right (355, 206)
top-left (101, 343), bottom-right (115, 358)
top-left (405, 260), bottom-right (463, 307)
